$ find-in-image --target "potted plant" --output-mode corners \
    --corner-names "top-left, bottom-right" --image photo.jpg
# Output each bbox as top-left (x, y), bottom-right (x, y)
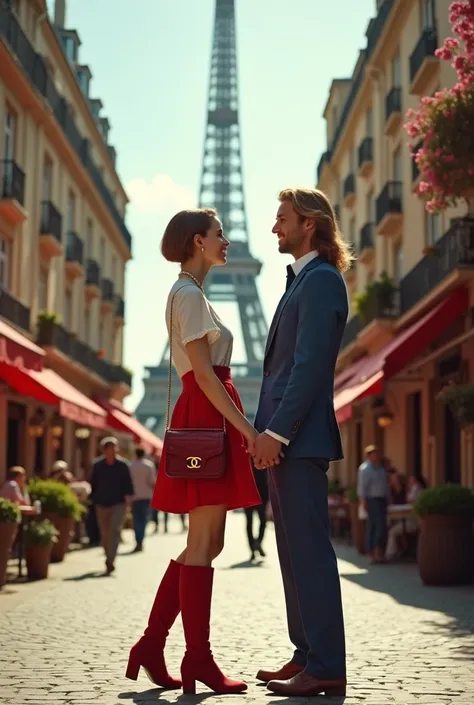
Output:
top-left (413, 483), bottom-right (474, 586)
top-left (437, 382), bottom-right (474, 426)
top-left (24, 519), bottom-right (58, 580)
top-left (353, 272), bottom-right (396, 324)
top-left (36, 311), bottom-right (61, 345)
top-left (404, 1), bottom-right (474, 215)
top-left (0, 498), bottom-right (21, 588)
top-left (28, 480), bottom-right (84, 562)
top-left (346, 487), bottom-right (366, 555)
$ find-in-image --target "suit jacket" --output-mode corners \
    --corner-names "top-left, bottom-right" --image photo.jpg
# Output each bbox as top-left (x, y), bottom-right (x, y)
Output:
top-left (254, 255), bottom-right (348, 461)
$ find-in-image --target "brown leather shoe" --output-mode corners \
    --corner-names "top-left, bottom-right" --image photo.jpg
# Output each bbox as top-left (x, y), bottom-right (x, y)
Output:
top-left (267, 671), bottom-right (346, 696)
top-left (256, 661), bottom-right (303, 683)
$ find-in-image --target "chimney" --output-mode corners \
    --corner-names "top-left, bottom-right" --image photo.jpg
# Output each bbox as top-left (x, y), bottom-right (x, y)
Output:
top-left (54, 0), bottom-right (66, 28)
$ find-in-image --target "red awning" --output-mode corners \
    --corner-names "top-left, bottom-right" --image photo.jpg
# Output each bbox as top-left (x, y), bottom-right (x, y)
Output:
top-left (334, 287), bottom-right (468, 423)
top-left (0, 365), bottom-right (106, 429)
top-left (0, 320), bottom-right (44, 371)
top-left (97, 399), bottom-right (163, 455)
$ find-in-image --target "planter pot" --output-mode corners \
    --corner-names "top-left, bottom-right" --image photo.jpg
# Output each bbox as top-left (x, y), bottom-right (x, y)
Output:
top-left (25, 543), bottom-right (53, 580)
top-left (349, 503), bottom-right (366, 554)
top-left (42, 513), bottom-right (74, 562)
top-left (417, 515), bottom-right (474, 586)
top-left (0, 522), bottom-right (18, 588)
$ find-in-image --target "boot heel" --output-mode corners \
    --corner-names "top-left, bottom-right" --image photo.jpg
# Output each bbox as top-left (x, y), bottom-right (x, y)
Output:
top-left (326, 685), bottom-right (346, 696)
top-left (125, 652), bottom-right (140, 681)
top-left (182, 677), bottom-right (196, 694)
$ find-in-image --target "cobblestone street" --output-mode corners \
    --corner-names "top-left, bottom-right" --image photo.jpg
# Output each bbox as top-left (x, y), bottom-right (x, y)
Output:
top-left (1, 511), bottom-right (474, 705)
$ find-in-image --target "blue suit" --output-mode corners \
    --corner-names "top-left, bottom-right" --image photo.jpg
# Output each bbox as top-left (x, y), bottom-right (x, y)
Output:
top-left (255, 254), bottom-right (347, 680)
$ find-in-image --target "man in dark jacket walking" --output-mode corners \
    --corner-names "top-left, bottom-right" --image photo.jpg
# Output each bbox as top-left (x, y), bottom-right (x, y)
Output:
top-left (90, 437), bottom-right (134, 574)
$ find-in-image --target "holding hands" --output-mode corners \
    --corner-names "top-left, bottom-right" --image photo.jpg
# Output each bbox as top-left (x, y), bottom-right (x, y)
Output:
top-left (243, 428), bottom-right (283, 470)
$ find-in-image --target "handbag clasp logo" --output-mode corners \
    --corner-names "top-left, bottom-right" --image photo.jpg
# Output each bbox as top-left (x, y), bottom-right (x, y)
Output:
top-left (186, 456), bottom-right (202, 469)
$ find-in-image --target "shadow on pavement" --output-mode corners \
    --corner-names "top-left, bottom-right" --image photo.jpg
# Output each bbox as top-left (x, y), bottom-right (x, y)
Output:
top-left (336, 543), bottom-right (474, 660)
top-left (63, 570), bottom-right (107, 581)
top-left (226, 558), bottom-right (266, 569)
top-left (118, 687), bottom-right (215, 703)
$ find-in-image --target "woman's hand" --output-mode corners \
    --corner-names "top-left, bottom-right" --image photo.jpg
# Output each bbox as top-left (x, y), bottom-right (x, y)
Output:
top-left (243, 426), bottom-right (258, 456)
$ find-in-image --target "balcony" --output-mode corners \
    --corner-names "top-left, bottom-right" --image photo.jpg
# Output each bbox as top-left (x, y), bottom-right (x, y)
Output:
top-left (358, 223), bottom-right (375, 264)
top-left (376, 181), bottom-right (403, 236)
top-left (317, 150), bottom-right (332, 183)
top-left (85, 259), bottom-right (101, 299)
top-left (0, 160), bottom-right (26, 224)
top-left (400, 219), bottom-right (474, 316)
top-left (358, 137), bottom-right (373, 179)
top-left (343, 173), bottom-right (356, 208)
top-left (36, 318), bottom-right (131, 388)
top-left (65, 231), bottom-right (84, 279)
top-left (114, 295), bottom-right (125, 323)
top-left (39, 201), bottom-right (63, 257)
top-left (384, 87), bottom-right (402, 136)
top-left (0, 8), bottom-right (132, 254)
top-left (101, 278), bottom-right (114, 313)
top-left (0, 289), bottom-right (30, 332)
top-left (410, 29), bottom-right (439, 95)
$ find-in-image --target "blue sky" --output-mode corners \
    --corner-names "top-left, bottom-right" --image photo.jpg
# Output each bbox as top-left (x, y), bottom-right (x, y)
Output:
top-left (51, 0), bottom-right (375, 410)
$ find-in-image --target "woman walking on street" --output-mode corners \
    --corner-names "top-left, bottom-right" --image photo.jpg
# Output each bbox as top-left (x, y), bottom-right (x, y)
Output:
top-left (126, 208), bottom-right (261, 694)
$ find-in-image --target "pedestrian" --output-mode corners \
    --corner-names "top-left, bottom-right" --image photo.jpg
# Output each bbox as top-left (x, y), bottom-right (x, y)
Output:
top-left (90, 437), bottom-right (134, 574)
top-left (251, 188), bottom-right (348, 698)
top-left (244, 465), bottom-right (268, 561)
top-left (126, 208), bottom-right (261, 694)
top-left (357, 445), bottom-right (390, 564)
top-left (129, 448), bottom-right (156, 552)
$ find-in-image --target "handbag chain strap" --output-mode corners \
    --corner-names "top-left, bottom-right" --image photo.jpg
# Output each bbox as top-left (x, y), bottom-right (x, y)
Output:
top-left (166, 282), bottom-right (226, 433)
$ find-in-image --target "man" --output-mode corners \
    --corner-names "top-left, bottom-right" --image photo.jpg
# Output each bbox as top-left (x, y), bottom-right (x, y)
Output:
top-left (252, 188), bottom-right (350, 697)
top-left (129, 447), bottom-right (156, 552)
top-left (0, 466), bottom-right (35, 513)
top-left (90, 437), bottom-right (134, 574)
top-left (357, 445), bottom-right (390, 564)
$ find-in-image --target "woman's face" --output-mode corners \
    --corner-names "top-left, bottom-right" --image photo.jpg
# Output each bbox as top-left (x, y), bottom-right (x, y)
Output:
top-left (201, 217), bottom-right (230, 267)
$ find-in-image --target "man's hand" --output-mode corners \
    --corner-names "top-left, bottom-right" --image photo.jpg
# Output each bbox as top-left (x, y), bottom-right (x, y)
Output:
top-left (253, 433), bottom-right (282, 470)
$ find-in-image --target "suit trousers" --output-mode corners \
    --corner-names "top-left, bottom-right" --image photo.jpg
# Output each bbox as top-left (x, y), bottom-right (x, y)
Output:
top-left (269, 457), bottom-right (346, 680)
top-left (96, 503), bottom-right (126, 567)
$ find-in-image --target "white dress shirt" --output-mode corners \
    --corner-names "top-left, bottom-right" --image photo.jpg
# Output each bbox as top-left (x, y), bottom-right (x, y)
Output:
top-left (265, 250), bottom-right (319, 447)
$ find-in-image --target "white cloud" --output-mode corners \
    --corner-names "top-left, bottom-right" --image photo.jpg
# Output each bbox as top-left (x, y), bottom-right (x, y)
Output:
top-left (126, 174), bottom-right (196, 213)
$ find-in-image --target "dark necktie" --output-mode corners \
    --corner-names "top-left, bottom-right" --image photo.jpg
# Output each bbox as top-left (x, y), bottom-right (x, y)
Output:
top-left (285, 264), bottom-right (296, 292)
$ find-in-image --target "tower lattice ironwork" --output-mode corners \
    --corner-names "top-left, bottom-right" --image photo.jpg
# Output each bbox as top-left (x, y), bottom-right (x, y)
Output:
top-left (136, 0), bottom-right (267, 434)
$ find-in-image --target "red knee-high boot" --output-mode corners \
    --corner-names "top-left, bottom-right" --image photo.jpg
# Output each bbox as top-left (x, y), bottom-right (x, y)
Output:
top-left (180, 564), bottom-right (247, 694)
top-left (126, 559), bottom-right (182, 688)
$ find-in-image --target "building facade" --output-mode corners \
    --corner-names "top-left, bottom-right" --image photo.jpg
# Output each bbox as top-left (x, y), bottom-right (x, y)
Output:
top-left (0, 1), bottom-right (160, 482)
top-left (317, 0), bottom-right (474, 490)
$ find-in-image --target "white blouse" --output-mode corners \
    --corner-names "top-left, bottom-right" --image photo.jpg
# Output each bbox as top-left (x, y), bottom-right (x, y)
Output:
top-left (165, 280), bottom-right (233, 378)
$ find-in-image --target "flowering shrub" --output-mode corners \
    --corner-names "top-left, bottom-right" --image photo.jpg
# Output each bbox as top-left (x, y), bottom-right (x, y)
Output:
top-left (404, 1), bottom-right (474, 212)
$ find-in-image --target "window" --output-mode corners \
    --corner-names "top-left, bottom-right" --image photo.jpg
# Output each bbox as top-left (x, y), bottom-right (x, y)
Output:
top-left (393, 148), bottom-right (402, 182)
top-left (62, 36), bottom-right (78, 63)
top-left (420, 0), bottom-right (435, 29)
top-left (38, 266), bottom-right (48, 310)
top-left (0, 237), bottom-right (11, 289)
top-left (391, 52), bottom-right (401, 87)
top-left (42, 155), bottom-right (53, 201)
top-left (426, 212), bottom-right (442, 245)
top-left (86, 219), bottom-right (93, 258)
top-left (366, 109), bottom-right (373, 137)
top-left (394, 245), bottom-right (403, 283)
top-left (67, 191), bottom-right (76, 231)
top-left (64, 288), bottom-right (73, 330)
top-left (4, 106), bottom-right (16, 161)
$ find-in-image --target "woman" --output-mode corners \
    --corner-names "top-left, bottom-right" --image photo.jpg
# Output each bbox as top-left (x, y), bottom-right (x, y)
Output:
top-left (126, 208), bottom-right (261, 695)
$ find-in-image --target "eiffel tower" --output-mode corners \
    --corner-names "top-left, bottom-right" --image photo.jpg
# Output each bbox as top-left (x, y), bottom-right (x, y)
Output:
top-left (136, 0), bottom-right (267, 435)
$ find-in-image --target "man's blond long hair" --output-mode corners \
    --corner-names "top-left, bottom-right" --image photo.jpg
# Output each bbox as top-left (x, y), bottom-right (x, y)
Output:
top-left (279, 188), bottom-right (354, 273)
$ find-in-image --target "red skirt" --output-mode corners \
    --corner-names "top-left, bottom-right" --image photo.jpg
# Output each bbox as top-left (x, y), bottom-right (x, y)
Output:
top-left (151, 366), bottom-right (261, 514)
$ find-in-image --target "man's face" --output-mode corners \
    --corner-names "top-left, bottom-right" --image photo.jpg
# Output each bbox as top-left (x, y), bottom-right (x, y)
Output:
top-left (272, 200), bottom-right (310, 256)
top-left (368, 450), bottom-right (380, 465)
top-left (104, 444), bottom-right (117, 462)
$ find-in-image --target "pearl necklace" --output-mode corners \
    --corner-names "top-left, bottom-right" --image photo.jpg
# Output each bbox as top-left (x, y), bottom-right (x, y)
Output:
top-left (180, 270), bottom-right (204, 293)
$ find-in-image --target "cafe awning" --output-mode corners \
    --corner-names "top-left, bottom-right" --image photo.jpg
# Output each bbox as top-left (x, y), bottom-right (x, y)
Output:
top-left (334, 287), bottom-right (468, 424)
top-left (0, 319), bottom-right (44, 371)
top-left (0, 364), bottom-right (106, 429)
top-left (97, 398), bottom-right (163, 455)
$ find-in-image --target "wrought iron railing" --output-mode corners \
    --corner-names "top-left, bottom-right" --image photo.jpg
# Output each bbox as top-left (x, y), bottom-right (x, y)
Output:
top-left (86, 259), bottom-right (101, 287)
top-left (410, 29), bottom-right (438, 83)
top-left (358, 137), bottom-right (373, 167)
top-left (385, 86), bottom-right (402, 122)
top-left (0, 289), bottom-right (30, 332)
top-left (40, 201), bottom-right (62, 241)
top-left (376, 181), bottom-right (403, 225)
top-left (66, 231), bottom-right (84, 265)
top-left (1, 159), bottom-right (25, 204)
